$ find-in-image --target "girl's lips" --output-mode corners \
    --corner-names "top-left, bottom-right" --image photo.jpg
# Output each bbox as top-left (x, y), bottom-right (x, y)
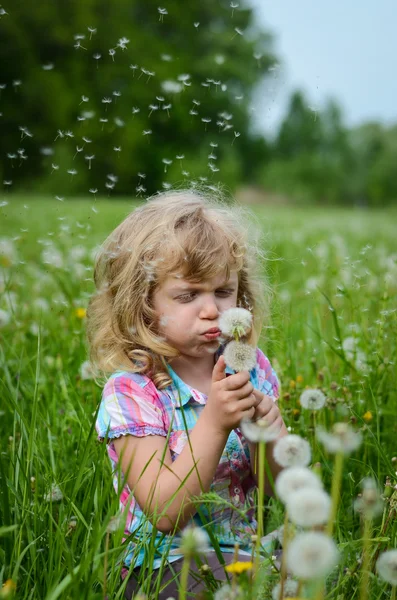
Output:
top-left (203, 329), bottom-right (221, 340)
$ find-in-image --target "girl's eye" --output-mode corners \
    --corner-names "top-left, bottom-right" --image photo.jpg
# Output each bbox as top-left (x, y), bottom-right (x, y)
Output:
top-left (176, 293), bottom-right (196, 303)
top-left (216, 289), bottom-right (234, 297)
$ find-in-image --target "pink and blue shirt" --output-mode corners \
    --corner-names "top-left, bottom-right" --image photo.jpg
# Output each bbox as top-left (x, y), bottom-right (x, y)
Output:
top-left (96, 347), bottom-right (279, 570)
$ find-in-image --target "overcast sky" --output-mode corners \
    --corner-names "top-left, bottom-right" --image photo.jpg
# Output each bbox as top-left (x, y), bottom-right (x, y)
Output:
top-left (249, 0), bottom-right (397, 136)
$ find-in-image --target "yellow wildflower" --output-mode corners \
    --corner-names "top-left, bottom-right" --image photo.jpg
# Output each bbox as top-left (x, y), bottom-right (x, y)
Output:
top-left (0, 579), bottom-right (16, 598)
top-left (75, 307), bottom-right (86, 319)
top-left (296, 375), bottom-right (304, 384)
top-left (225, 561), bottom-right (253, 574)
top-left (289, 379), bottom-right (296, 389)
top-left (363, 411), bottom-right (373, 422)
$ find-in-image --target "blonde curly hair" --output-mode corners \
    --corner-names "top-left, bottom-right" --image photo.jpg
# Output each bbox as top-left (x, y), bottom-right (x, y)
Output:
top-left (87, 188), bottom-right (270, 389)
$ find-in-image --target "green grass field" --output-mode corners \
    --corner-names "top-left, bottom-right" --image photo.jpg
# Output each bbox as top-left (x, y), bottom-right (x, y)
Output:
top-left (1, 196), bottom-right (396, 599)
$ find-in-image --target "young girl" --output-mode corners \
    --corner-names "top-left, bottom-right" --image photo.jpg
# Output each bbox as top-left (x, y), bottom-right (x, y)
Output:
top-left (87, 189), bottom-right (288, 598)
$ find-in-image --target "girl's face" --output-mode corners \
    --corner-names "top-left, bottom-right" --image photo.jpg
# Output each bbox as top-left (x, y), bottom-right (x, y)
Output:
top-left (152, 271), bottom-right (239, 359)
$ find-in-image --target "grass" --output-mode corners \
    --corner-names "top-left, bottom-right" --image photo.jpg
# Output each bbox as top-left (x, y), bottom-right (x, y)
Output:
top-left (0, 195), bottom-right (396, 599)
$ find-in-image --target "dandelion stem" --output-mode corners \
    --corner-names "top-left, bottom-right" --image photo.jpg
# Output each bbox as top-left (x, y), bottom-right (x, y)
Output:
top-left (359, 517), bottom-right (372, 600)
top-left (255, 440), bottom-right (266, 573)
top-left (178, 555), bottom-right (190, 600)
top-left (278, 510), bottom-right (289, 600)
top-left (391, 586), bottom-right (396, 600)
top-left (326, 451), bottom-right (344, 536)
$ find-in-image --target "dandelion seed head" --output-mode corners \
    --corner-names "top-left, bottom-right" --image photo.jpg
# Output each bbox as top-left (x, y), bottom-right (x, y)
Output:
top-left (287, 532), bottom-right (338, 579)
top-left (180, 526), bottom-right (210, 556)
top-left (300, 388), bottom-right (326, 410)
top-left (223, 341), bottom-right (256, 372)
top-left (275, 466), bottom-right (323, 504)
top-left (240, 417), bottom-right (281, 443)
top-left (354, 477), bottom-right (384, 518)
top-left (273, 434), bottom-right (311, 468)
top-left (219, 307), bottom-right (252, 338)
top-left (287, 487), bottom-right (331, 527)
top-left (318, 422), bottom-right (362, 455)
top-left (376, 550), bottom-right (397, 585)
top-left (271, 578), bottom-right (299, 600)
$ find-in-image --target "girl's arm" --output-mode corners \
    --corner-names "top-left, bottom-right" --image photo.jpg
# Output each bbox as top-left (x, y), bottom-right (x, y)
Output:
top-left (114, 356), bottom-right (256, 533)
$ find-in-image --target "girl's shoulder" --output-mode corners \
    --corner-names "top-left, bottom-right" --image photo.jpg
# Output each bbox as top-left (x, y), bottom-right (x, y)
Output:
top-left (102, 369), bottom-right (163, 406)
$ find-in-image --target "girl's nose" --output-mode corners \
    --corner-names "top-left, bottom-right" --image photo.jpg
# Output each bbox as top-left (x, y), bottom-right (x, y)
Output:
top-left (199, 295), bottom-right (219, 319)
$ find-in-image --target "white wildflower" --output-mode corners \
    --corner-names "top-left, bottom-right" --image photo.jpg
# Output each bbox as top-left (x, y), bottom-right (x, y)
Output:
top-left (376, 550), bottom-right (397, 585)
top-left (275, 467), bottom-right (323, 504)
top-left (317, 422), bottom-right (362, 455)
top-left (44, 483), bottom-right (63, 502)
top-left (273, 434), bottom-right (311, 467)
top-left (79, 360), bottom-right (96, 380)
top-left (223, 341), bottom-right (256, 372)
top-left (286, 532), bottom-right (339, 579)
top-left (240, 417), bottom-right (281, 443)
top-left (219, 307), bottom-right (252, 339)
top-left (180, 526), bottom-right (210, 556)
top-left (299, 388), bottom-right (326, 410)
top-left (287, 488), bottom-right (331, 527)
top-left (354, 477), bottom-right (384, 519)
top-left (271, 578), bottom-right (299, 600)
top-left (0, 308), bottom-right (11, 327)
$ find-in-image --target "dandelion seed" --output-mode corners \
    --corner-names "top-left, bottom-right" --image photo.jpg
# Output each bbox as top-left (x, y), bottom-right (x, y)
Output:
top-left (67, 169), bottom-right (77, 179)
top-left (230, 1), bottom-right (239, 17)
top-left (233, 27), bottom-right (244, 38)
top-left (300, 389), bottom-right (326, 410)
top-left (80, 95), bottom-right (89, 104)
top-left (317, 422), bottom-right (362, 455)
top-left (376, 550), bottom-right (397, 585)
top-left (88, 26), bottom-right (97, 38)
top-left (113, 146), bottom-right (121, 155)
top-left (79, 360), bottom-right (96, 380)
top-left (158, 7), bottom-right (168, 21)
top-left (51, 163), bottom-right (59, 173)
top-left (194, 22), bottom-right (200, 28)
top-left (273, 434), bottom-right (311, 468)
top-left (219, 307), bottom-right (252, 339)
top-left (287, 488), bottom-right (331, 527)
top-left (231, 131), bottom-right (240, 145)
top-left (89, 188), bottom-right (98, 198)
top-left (73, 145), bottom-right (83, 159)
top-left (109, 48), bottom-right (116, 60)
top-left (240, 417), bottom-right (281, 443)
top-left (74, 40), bottom-right (87, 50)
top-left (85, 155), bottom-right (95, 169)
top-left (132, 106), bottom-right (140, 116)
top-left (287, 532), bottom-right (338, 579)
top-left (275, 466), bottom-right (323, 504)
top-left (148, 103), bottom-right (159, 116)
top-left (55, 195), bottom-right (64, 202)
top-left (42, 62), bottom-right (54, 70)
top-left (117, 37), bottom-right (129, 50)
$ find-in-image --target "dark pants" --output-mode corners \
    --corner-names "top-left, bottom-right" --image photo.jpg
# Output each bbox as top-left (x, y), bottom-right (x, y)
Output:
top-left (124, 551), bottom-right (254, 599)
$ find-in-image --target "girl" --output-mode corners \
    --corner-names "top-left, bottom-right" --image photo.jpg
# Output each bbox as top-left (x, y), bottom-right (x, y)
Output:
top-left (87, 189), bottom-right (288, 598)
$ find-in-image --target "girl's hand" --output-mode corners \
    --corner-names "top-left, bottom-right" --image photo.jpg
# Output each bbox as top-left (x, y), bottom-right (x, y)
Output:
top-left (251, 389), bottom-right (283, 428)
top-left (203, 355), bottom-right (256, 434)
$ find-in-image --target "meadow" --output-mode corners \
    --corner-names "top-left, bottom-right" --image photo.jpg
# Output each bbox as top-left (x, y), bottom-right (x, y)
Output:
top-left (0, 196), bottom-right (396, 600)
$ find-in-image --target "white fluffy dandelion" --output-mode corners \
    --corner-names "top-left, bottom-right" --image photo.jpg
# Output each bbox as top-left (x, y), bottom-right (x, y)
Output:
top-left (287, 488), bottom-right (331, 527)
top-left (180, 526), bottom-right (210, 556)
top-left (376, 549), bottom-right (397, 585)
top-left (300, 388), bottom-right (326, 410)
top-left (223, 341), bottom-right (256, 372)
top-left (273, 434), bottom-right (311, 467)
top-left (79, 360), bottom-right (96, 380)
top-left (240, 417), bottom-right (281, 443)
top-left (286, 532), bottom-right (339, 579)
top-left (354, 477), bottom-right (384, 519)
top-left (275, 466), bottom-right (323, 504)
top-left (44, 483), bottom-right (63, 503)
top-left (0, 308), bottom-right (11, 327)
top-left (271, 578), bottom-right (299, 600)
top-left (214, 584), bottom-right (244, 600)
top-left (219, 307), bottom-right (252, 339)
top-left (317, 422), bottom-right (362, 455)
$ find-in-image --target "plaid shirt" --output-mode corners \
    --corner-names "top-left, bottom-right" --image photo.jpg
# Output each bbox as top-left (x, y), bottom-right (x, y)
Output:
top-left (96, 347), bottom-right (279, 570)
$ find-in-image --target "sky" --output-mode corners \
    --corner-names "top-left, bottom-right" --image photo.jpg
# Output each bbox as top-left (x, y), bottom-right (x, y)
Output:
top-left (249, 0), bottom-right (397, 136)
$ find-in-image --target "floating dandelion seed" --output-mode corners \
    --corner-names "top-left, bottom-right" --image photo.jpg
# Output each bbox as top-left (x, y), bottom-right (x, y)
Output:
top-left (85, 155), bottom-right (95, 169)
top-left (102, 97), bottom-right (112, 111)
top-left (117, 37), bottom-right (130, 50)
top-left (67, 169), bottom-right (77, 180)
top-left (93, 53), bottom-right (101, 68)
top-left (129, 64), bottom-right (138, 76)
top-left (162, 158), bottom-right (172, 173)
top-left (51, 163), bottom-right (59, 173)
top-left (74, 40), bottom-right (87, 50)
top-left (376, 550), bottom-right (397, 585)
top-left (273, 434), bottom-right (311, 468)
top-left (232, 131), bottom-right (240, 145)
top-left (89, 188), bottom-right (98, 198)
top-left (190, 109), bottom-right (198, 116)
top-left (230, 1), bottom-right (239, 17)
top-left (55, 195), bottom-right (64, 202)
top-left (79, 360), bottom-right (96, 380)
top-left (275, 466), bottom-right (323, 504)
top-left (160, 54), bottom-right (172, 61)
top-left (148, 104), bottom-right (159, 116)
top-left (88, 26), bottom-right (97, 39)
top-left (158, 7), bottom-right (168, 21)
top-left (202, 117), bottom-right (211, 130)
top-left (73, 145), bottom-right (83, 159)
top-left (65, 130), bottom-right (74, 138)
top-left (113, 147), bottom-right (121, 156)
top-left (109, 48), bottom-right (116, 60)
top-left (163, 103), bottom-right (172, 116)
top-left (80, 95), bottom-right (89, 104)
top-left (99, 118), bottom-right (108, 130)
top-left (287, 532), bottom-right (339, 580)
top-left (132, 107), bottom-right (140, 116)
top-left (300, 388), bottom-right (326, 410)
top-left (42, 62), bottom-right (54, 70)
top-left (233, 27), bottom-right (244, 39)
top-left (194, 22), bottom-right (200, 28)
